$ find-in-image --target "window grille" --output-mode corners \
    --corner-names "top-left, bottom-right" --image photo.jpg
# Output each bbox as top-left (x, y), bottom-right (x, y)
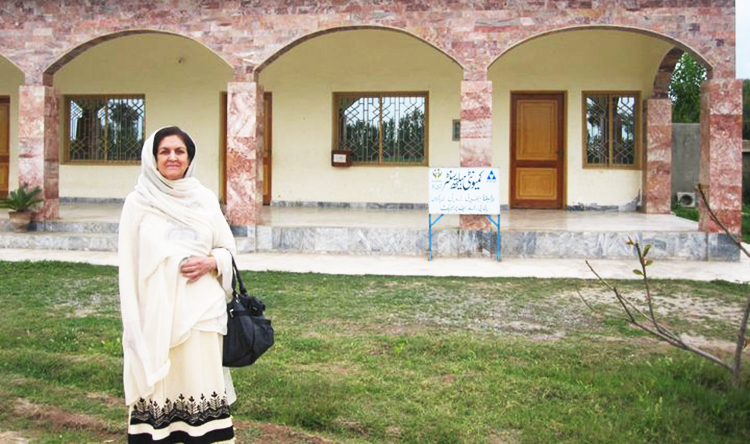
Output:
top-left (335, 92), bottom-right (427, 165)
top-left (584, 93), bottom-right (638, 168)
top-left (65, 95), bottom-right (145, 163)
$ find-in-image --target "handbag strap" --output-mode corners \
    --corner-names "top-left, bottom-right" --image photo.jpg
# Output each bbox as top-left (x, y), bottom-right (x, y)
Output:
top-left (230, 256), bottom-right (247, 296)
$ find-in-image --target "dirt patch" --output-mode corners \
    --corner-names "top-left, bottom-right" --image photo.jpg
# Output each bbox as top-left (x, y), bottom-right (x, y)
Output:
top-left (489, 428), bottom-right (521, 444)
top-left (235, 420), bottom-right (340, 443)
top-left (590, 289), bottom-right (746, 323)
top-left (679, 333), bottom-right (743, 355)
top-left (85, 391), bottom-right (125, 409)
top-left (60, 293), bottom-right (119, 317)
top-left (656, 294), bottom-right (743, 321)
top-left (0, 430), bottom-right (29, 443)
top-left (423, 373), bottom-right (458, 385)
top-left (332, 417), bottom-right (368, 436)
top-left (573, 286), bottom-right (745, 337)
top-left (504, 320), bottom-right (547, 333)
top-left (292, 362), bottom-right (360, 376)
top-left (531, 330), bottom-right (567, 342)
top-left (12, 398), bottom-right (121, 440)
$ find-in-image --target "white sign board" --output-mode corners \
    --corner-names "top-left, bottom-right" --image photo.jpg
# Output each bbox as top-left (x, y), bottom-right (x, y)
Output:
top-left (428, 167), bottom-right (501, 214)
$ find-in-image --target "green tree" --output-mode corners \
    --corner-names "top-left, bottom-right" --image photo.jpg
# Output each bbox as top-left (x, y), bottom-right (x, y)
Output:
top-left (107, 100), bottom-right (143, 161)
top-left (669, 53), bottom-right (707, 123)
top-left (743, 79), bottom-right (749, 140)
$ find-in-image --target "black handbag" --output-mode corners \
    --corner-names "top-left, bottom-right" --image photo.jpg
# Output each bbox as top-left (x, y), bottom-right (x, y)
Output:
top-left (222, 257), bottom-right (274, 367)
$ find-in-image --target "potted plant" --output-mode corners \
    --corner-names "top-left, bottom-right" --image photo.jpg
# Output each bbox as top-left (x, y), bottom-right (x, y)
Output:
top-left (0, 183), bottom-right (43, 232)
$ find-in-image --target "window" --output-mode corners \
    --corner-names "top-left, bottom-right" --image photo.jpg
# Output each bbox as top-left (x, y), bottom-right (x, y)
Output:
top-left (583, 92), bottom-right (639, 168)
top-left (65, 95), bottom-right (145, 163)
top-left (334, 92), bottom-right (427, 165)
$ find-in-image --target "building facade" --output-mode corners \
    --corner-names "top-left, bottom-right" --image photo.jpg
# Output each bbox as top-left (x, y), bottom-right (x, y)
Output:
top-left (0, 0), bottom-right (742, 235)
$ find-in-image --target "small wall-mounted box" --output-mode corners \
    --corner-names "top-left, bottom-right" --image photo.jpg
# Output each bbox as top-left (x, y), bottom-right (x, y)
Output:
top-left (331, 150), bottom-right (351, 167)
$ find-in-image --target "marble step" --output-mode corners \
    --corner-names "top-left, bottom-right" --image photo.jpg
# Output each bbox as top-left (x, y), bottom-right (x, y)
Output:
top-left (235, 226), bottom-right (731, 261)
top-left (0, 223), bottom-right (736, 261)
top-left (0, 231), bottom-right (119, 252)
top-left (0, 219), bottom-right (119, 233)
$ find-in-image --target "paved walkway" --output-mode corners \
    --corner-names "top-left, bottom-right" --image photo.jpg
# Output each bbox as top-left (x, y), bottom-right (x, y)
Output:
top-left (0, 248), bottom-right (747, 282)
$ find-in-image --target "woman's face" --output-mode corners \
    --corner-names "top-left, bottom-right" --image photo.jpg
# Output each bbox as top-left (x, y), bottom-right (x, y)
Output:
top-left (156, 135), bottom-right (190, 180)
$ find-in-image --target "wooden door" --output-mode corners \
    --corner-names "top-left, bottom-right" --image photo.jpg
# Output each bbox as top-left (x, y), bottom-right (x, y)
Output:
top-left (510, 93), bottom-right (564, 209)
top-left (0, 98), bottom-right (9, 199)
top-left (262, 92), bottom-right (272, 205)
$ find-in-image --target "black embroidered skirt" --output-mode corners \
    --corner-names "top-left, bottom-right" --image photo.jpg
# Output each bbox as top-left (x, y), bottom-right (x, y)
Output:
top-left (127, 331), bottom-right (234, 443)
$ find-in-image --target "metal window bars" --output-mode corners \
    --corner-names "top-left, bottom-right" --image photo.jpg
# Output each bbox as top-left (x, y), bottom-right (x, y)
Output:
top-left (67, 95), bottom-right (145, 163)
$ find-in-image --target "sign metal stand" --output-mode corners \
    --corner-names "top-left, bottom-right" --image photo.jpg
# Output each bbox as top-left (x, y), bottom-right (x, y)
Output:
top-left (428, 214), bottom-right (443, 261)
top-left (485, 214), bottom-right (501, 262)
top-left (428, 213), bottom-right (500, 261)
top-left (428, 167), bottom-right (501, 262)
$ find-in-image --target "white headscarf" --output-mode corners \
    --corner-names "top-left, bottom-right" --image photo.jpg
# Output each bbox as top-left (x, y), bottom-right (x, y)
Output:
top-left (133, 127), bottom-right (212, 230)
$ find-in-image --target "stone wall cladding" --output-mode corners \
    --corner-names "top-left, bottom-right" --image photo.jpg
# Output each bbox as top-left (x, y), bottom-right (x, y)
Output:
top-left (699, 79), bottom-right (743, 235)
top-left (17, 85), bottom-right (58, 219)
top-left (643, 98), bottom-right (672, 214)
top-left (0, 0), bottom-right (736, 83)
top-left (225, 81), bottom-right (264, 225)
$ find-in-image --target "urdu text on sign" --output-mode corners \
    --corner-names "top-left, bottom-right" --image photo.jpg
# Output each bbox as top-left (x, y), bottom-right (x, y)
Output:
top-left (428, 167), bottom-right (501, 215)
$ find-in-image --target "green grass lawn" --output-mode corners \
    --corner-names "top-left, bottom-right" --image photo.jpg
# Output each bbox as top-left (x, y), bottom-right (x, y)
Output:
top-left (1, 261), bottom-right (749, 443)
top-left (672, 204), bottom-right (750, 243)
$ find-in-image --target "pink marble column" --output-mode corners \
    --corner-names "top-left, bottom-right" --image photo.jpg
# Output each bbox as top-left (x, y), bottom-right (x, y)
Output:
top-left (698, 79), bottom-right (743, 235)
top-left (459, 80), bottom-right (492, 229)
top-left (18, 85), bottom-right (59, 220)
top-left (642, 98), bottom-right (672, 214)
top-left (225, 81), bottom-right (264, 225)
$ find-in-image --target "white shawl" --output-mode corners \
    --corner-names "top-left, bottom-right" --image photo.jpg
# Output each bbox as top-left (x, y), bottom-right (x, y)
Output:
top-left (118, 128), bottom-right (236, 405)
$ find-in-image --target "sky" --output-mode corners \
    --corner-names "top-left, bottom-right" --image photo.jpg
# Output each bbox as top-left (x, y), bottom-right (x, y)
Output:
top-left (737, 1), bottom-right (749, 78)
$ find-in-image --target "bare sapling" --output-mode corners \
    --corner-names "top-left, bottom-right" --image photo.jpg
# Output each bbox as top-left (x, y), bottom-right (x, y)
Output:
top-left (578, 184), bottom-right (750, 388)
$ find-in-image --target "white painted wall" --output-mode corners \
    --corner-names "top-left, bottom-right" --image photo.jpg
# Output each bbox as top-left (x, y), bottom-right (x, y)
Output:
top-left (258, 29), bottom-right (463, 204)
top-left (54, 33), bottom-right (233, 198)
top-left (0, 56), bottom-right (24, 191)
top-left (489, 30), bottom-right (674, 208)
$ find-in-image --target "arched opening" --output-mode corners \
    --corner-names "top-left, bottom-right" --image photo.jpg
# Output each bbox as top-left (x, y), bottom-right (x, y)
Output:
top-left (660, 49), bottom-right (709, 209)
top-left (255, 25), bottom-right (463, 75)
top-left (0, 55), bottom-right (25, 198)
top-left (257, 28), bottom-right (463, 206)
top-left (488, 28), bottom-right (685, 211)
top-left (51, 32), bottom-right (233, 199)
top-left (44, 30), bottom-right (232, 80)
top-left (490, 25), bottom-right (713, 77)
top-left (653, 48), bottom-right (686, 99)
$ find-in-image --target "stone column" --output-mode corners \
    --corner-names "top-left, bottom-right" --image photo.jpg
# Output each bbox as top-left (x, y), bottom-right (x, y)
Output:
top-left (225, 81), bottom-right (264, 226)
top-left (459, 79), bottom-right (492, 229)
top-left (642, 98), bottom-right (672, 214)
top-left (698, 79), bottom-right (743, 236)
top-left (18, 84), bottom-right (58, 219)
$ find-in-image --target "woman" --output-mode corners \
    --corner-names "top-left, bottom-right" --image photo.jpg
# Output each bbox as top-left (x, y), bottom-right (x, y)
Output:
top-left (118, 126), bottom-right (237, 443)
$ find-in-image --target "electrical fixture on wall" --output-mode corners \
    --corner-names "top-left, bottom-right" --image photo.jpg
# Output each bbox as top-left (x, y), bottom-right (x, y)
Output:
top-left (452, 119), bottom-right (460, 141)
top-left (677, 191), bottom-right (697, 208)
top-left (331, 150), bottom-right (351, 167)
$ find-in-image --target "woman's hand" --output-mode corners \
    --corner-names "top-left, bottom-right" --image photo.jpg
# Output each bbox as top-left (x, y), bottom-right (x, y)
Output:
top-left (180, 255), bottom-right (217, 283)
